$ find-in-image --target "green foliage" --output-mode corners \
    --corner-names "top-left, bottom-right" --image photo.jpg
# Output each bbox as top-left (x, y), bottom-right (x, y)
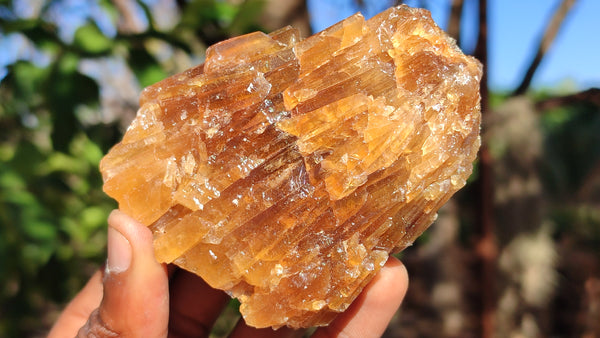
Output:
top-left (178, 0), bottom-right (266, 44)
top-left (538, 101), bottom-right (600, 251)
top-left (73, 23), bottom-right (114, 54)
top-left (0, 0), bottom-right (265, 335)
top-left (128, 46), bottom-right (168, 88)
top-left (541, 102), bottom-right (600, 198)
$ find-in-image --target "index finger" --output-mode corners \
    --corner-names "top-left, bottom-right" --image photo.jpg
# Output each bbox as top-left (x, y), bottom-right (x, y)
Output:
top-left (48, 269), bottom-right (104, 338)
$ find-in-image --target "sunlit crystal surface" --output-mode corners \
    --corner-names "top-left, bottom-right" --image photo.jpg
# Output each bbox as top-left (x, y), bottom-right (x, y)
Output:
top-left (100, 5), bottom-right (482, 329)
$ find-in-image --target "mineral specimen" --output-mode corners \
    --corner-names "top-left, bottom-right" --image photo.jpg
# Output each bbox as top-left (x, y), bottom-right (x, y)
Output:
top-left (100, 5), bottom-right (482, 328)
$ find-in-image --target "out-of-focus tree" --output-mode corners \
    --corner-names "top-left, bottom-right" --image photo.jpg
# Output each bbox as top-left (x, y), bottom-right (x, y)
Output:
top-left (512, 0), bottom-right (577, 96)
top-left (382, 1), bottom-right (599, 337)
top-left (0, 0), bottom-right (271, 336)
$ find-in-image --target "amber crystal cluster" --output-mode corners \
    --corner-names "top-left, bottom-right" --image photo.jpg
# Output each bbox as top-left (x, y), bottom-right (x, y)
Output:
top-left (100, 5), bottom-right (482, 328)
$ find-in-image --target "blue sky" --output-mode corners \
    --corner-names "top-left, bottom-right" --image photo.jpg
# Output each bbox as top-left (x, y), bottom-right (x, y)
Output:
top-left (2, 0), bottom-right (598, 93)
top-left (307, 0), bottom-right (600, 92)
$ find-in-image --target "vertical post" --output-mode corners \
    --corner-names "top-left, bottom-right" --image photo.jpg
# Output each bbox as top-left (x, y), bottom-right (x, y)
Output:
top-left (447, 0), bottom-right (464, 45)
top-left (473, 0), bottom-right (497, 337)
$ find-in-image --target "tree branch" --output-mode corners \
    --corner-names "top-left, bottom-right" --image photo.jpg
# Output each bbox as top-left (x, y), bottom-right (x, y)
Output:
top-left (535, 88), bottom-right (600, 111)
top-left (113, 0), bottom-right (147, 34)
top-left (512, 0), bottom-right (577, 96)
top-left (577, 159), bottom-right (600, 202)
top-left (474, 1), bottom-right (497, 337)
top-left (447, 0), bottom-right (464, 45)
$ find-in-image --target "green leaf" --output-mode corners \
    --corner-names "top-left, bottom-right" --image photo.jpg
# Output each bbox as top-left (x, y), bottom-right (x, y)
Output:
top-left (19, 25), bottom-right (60, 53)
top-left (21, 220), bottom-right (57, 242)
top-left (128, 47), bottom-right (167, 87)
top-left (8, 61), bottom-right (50, 103)
top-left (80, 231), bottom-right (107, 258)
top-left (42, 152), bottom-right (89, 175)
top-left (57, 52), bottom-right (79, 74)
top-left (179, 0), bottom-right (240, 30)
top-left (47, 55), bottom-right (100, 151)
top-left (229, 0), bottom-right (266, 34)
top-left (0, 144), bottom-right (15, 162)
top-left (81, 138), bottom-right (103, 165)
top-left (137, 61), bottom-right (166, 88)
top-left (70, 134), bottom-right (104, 166)
top-left (7, 141), bottom-right (45, 181)
top-left (214, 1), bottom-right (239, 26)
top-left (80, 206), bottom-right (108, 231)
top-left (73, 22), bottom-right (113, 55)
top-left (22, 242), bottom-right (54, 270)
top-left (2, 18), bottom-right (40, 34)
top-left (0, 169), bottom-right (26, 192)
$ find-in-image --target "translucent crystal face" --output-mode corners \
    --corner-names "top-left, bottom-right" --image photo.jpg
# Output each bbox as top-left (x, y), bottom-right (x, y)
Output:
top-left (100, 5), bottom-right (482, 329)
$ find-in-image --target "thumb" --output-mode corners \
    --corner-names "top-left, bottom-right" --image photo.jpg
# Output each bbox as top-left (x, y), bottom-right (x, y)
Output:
top-left (77, 210), bottom-right (169, 338)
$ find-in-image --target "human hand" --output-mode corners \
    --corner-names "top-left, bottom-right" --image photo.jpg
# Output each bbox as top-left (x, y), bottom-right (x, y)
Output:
top-left (49, 210), bottom-right (408, 337)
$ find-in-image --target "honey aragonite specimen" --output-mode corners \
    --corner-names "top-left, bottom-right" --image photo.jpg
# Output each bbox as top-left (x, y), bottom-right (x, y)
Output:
top-left (100, 5), bottom-right (482, 329)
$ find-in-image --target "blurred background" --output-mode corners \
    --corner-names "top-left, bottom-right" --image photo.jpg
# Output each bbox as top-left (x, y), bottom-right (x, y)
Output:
top-left (0, 0), bottom-right (598, 337)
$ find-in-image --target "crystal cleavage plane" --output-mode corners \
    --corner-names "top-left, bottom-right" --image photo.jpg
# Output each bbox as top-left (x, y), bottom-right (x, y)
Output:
top-left (100, 5), bottom-right (482, 329)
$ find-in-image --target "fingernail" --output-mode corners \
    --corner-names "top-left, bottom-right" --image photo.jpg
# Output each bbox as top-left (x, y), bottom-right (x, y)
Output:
top-left (107, 227), bottom-right (131, 273)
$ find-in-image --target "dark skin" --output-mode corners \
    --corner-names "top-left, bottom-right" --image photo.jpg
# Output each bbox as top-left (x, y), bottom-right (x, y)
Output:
top-left (49, 210), bottom-right (408, 337)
